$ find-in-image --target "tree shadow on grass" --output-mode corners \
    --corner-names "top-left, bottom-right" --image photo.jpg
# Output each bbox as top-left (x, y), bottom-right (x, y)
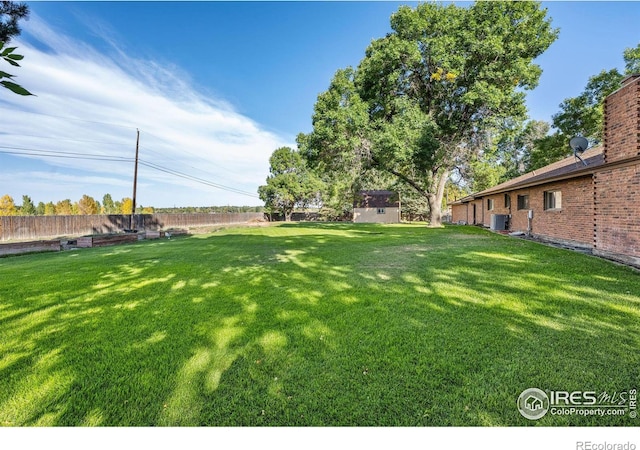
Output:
top-left (0, 225), bottom-right (638, 426)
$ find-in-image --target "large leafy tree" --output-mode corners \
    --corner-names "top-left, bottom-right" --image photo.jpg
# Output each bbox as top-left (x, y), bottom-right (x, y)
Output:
top-left (505, 119), bottom-right (550, 178)
top-left (0, 194), bottom-right (17, 216)
top-left (77, 194), bottom-right (99, 215)
top-left (55, 199), bottom-right (73, 216)
top-left (0, 1), bottom-right (31, 96)
top-left (20, 194), bottom-right (35, 215)
top-left (552, 69), bottom-right (625, 142)
top-left (297, 69), bottom-right (372, 219)
top-left (44, 202), bottom-right (56, 216)
top-left (258, 146), bottom-right (322, 221)
top-left (466, 118), bottom-right (550, 185)
top-left (526, 42), bottom-right (640, 171)
top-left (304, 2), bottom-right (557, 226)
top-left (0, 1), bottom-right (28, 42)
top-left (120, 197), bottom-right (133, 215)
top-left (624, 44), bottom-right (640, 74)
top-left (102, 193), bottom-right (117, 214)
top-left (0, 39), bottom-right (31, 95)
top-left (297, 123), bottom-right (395, 220)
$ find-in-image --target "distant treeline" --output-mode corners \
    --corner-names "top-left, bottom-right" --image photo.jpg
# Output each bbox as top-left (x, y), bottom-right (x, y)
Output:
top-left (154, 206), bottom-right (264, 214)
top-left (0, 193), bottom-right (139, 216)
top-left (0, 193), bottom-right (263, 216)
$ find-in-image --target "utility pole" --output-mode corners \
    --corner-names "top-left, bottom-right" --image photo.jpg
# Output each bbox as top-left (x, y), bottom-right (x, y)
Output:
top-left (130, 128), bottom-right (140, 232)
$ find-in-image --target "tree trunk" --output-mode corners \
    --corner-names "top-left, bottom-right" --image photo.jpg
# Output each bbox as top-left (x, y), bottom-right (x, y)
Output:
top-left (383, 165), bottom-right (450, 227)
top-left (426, 169), bottom-right (449, 227)
top-left (427, 193), bottom-right (441, 226)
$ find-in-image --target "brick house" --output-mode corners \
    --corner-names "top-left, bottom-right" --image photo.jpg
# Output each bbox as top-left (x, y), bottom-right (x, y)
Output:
top-left (353, 190), bottom-right (401, 223)
top-left (451, 74), bottom-right (640, 267)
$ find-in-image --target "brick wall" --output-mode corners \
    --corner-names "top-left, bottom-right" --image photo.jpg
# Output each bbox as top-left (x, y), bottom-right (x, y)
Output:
top-left (451, 195), bottom-right (509, 227)
top-left (452, 177), bottom-right (595, 249)
top-left (472, 199), bottom-right (484, 225)
top-left (0, 240), bottom-right (61, 256)
top-left (480, 193), bottom-right (510, 227)
top-left (604, 75), bottom-right (640, 164)
top-left (487, 178), bottom-right (593, 247)
top-left (508, 191), bottom-right (530, 233)
top-left (527, 178), bottom-right (594, 247)
top-left (451, 199), bottom-right (484, 225)
top-left (594, 165), bottom-right (640, 262)
top-left (598, 74), bottom-right (640, 263)
top-left (451, 203), bottom-right (466, 223)
top-left (450, 74), bottom-right (640, 265)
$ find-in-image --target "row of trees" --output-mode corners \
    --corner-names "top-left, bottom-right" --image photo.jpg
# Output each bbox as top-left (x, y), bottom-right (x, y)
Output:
top-left (154, 206), bottom-right (264, 214)
top-left (259, 2), bottom-right (640, 225)
top-left (0, 193), bottom-right (154, 216)
top-left (0, 193), bottom-right (263, 217)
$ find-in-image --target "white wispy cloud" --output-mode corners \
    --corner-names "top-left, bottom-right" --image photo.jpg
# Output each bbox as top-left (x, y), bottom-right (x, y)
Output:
top-left (0, 14), bottom-right (291, 207)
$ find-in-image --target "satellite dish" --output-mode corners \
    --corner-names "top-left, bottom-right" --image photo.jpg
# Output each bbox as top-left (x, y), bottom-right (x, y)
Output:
top-left (569, 136), bottom-right (589, 166)
top-left (570, 136), bottom-right (589, 153)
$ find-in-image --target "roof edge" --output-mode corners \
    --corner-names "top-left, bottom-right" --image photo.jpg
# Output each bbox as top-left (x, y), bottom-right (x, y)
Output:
top-left (451, 153), bottom-right (640, 203)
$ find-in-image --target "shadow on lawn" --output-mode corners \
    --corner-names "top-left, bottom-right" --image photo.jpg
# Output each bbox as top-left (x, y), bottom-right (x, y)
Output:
top-left (0, 224), bottom-right (639, 426)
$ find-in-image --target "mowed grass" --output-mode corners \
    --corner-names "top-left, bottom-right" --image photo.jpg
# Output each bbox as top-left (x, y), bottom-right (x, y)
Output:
top-left (1, 223), bottom-right (639, 426)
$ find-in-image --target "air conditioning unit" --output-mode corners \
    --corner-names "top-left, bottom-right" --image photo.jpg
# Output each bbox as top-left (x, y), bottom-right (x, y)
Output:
top-left (490, 214), bottom-right (509, 231)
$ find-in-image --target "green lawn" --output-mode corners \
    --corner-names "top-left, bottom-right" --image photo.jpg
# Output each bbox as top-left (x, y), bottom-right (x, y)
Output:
top-left (1, 223), bottom-right (639, 426)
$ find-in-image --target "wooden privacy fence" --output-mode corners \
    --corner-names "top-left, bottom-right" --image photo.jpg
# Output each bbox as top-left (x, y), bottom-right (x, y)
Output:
top-left (0, 213), bottom-right (264, 242)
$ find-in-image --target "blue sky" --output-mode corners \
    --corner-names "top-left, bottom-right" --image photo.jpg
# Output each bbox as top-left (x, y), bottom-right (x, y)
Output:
top-left (1, 1), bottom-right (639, 208)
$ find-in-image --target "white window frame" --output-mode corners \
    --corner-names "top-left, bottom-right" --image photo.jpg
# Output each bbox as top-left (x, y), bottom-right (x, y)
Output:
top-left (544, 191), bottom-right (562, 210)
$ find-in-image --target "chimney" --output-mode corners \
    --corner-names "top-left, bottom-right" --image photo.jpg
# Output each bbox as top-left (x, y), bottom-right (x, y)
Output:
top-left (603, 74), bottom-right (640, 164)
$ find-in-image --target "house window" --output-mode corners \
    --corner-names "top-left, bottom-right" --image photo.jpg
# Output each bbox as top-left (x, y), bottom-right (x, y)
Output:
top-left (517, 194), bottom-right (529, 210)
top-left (487, 199), bottom-right (494, 211)
top-left (544, 191), bottom-right (562, 210)
top-left (504, 194), bottom-right (511, 208)
top-left (377, 208), bottom-right (386, 214)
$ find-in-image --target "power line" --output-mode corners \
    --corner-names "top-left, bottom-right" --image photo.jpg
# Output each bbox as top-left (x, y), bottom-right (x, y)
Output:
top-left (1, 146), bottom-right (260, 199)
top-left (0, 116), bottom-right (264, 199)
top-left (120, 130), bottom-right (261, 198)
top-left (3, 129), bottom-right (253, 181)
top-left (139, 130), bottom-right (246, 177)
top-left (0, 146), bottom-right (133, 162)
top-left (139, 144), bottom-right (247, 188)
top-left (138, 159), bottom-right (259, 198)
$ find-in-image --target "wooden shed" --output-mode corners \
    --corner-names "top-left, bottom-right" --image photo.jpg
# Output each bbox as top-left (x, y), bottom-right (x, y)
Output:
top-left (353, 190), bottom-right (400, 224)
